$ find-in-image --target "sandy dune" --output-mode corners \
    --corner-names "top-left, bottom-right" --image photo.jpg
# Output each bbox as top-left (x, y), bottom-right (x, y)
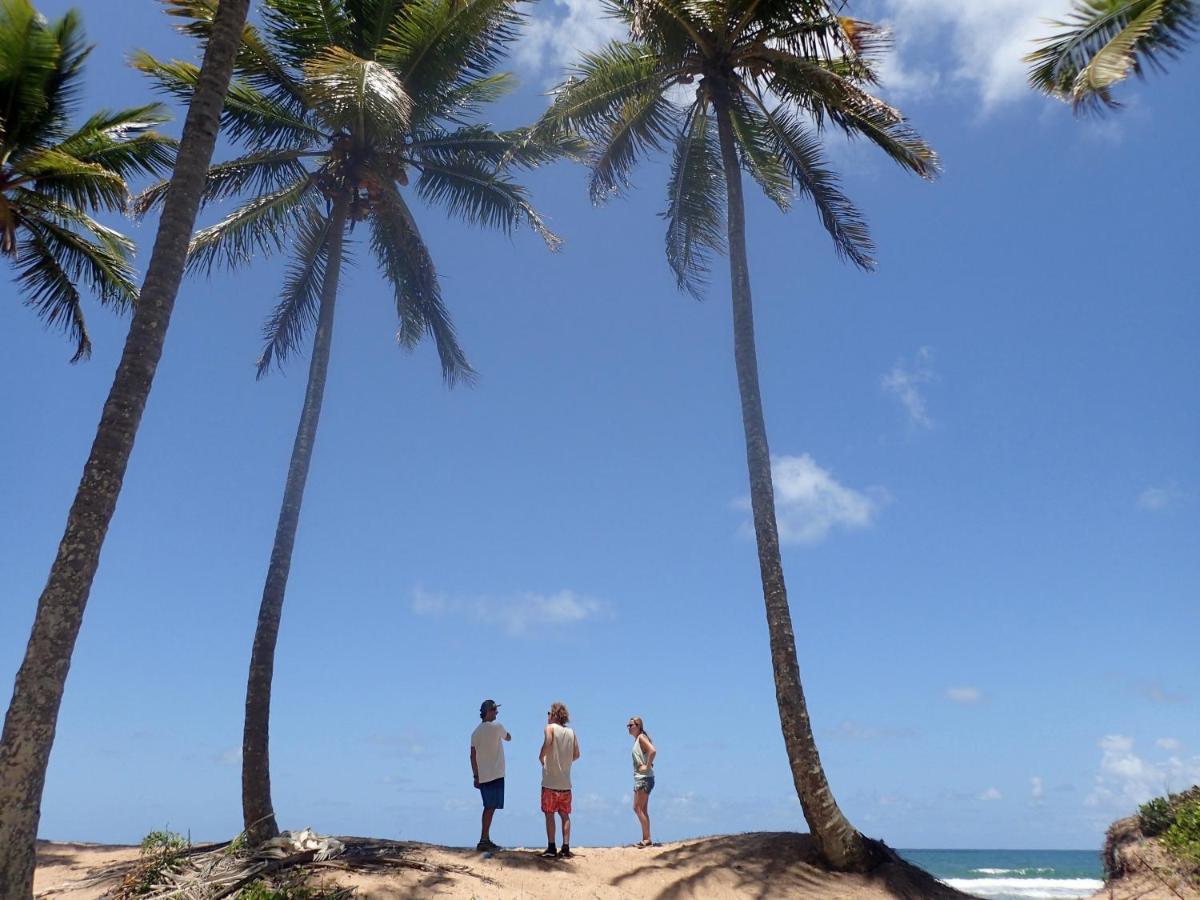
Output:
top-left (35, 832), bottom-right (975, 899)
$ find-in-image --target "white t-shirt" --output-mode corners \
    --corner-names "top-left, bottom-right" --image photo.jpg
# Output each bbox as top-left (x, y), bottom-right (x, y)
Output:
top-left (541, 723), bottom-right (576, 791)
top-left (471, 720), bottom-right (507, 783)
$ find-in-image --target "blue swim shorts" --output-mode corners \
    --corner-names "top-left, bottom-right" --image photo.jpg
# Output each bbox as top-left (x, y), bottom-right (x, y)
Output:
top-left (479, 777), bottom-right (505, 810)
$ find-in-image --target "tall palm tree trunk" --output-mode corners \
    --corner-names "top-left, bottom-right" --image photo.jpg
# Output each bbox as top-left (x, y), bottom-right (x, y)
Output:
top-left (0, 3), bottom-right (252, 897)
top-left (712, 86), bottom-right (870, 872)
top-left (242, 195), bottom-right (348, 845)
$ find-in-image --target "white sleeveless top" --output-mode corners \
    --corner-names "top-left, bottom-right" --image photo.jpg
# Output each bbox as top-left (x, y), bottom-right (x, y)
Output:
top-left (541, 723), bottom-right (576, 791)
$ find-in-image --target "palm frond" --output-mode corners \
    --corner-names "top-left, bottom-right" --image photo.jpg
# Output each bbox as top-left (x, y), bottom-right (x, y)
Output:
top-left (409, 124), bottom-right (585, 170)
top-left (256, 207), bottom-right (333, 377)
top-left (13, 187), bottom-right (135, 258)
top-left (414, 71), bottom-right (514, 127)
top-left (303, 45), bottom-right (412, 136)
top-left (662, 100), bottom-right (726, 299)
top-left (1026, 0), bottom-right (1196, 113)
top-left (416, 156), bottom-right (560, 249)
top-left (726, 89), bottom-right (791, 211)
top-left (0, 0), bottom-right (69, 152)
top-left (133, 148), bottom-right (312, 217)
top-left (14, 147), bottom-right (130, 211)
top-left (132, 50), bottom-right (327, 149)
top-left (187, 175), bottom-right (318, 273)
top-left (262, 0), bottom-right (355, 72)
top-left (48, 104), bottom-right (176, 180)
top-left (588, 83), bottom-right (680, 203)
top-left (541, 41), bottom-right (682, 140)
top-left (751, 98), bottom-right (874, 270)
top-left (607, 0), bottom-right (711, 61)
top-left (379, 0), bottom-right (523, 110)
top-left (368, 178), bottom-right (474, 386)
top-left (11, 220), bottom-right (92, 361)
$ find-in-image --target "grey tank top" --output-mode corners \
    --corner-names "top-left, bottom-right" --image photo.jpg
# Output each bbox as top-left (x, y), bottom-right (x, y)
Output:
top-left (632, 736), bottom-right (654, 776)
top-left (542, 724), bottom-right (575, 790)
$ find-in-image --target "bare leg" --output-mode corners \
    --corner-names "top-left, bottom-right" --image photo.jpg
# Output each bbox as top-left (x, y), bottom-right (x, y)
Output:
top-left (561, 812), bottom-right (571, 846)
top-left (544, 811), bottom-right (556, 845)
top-left (481, 807), bottom-right (496, 843)
top-left (633, 790), bottom-right (651, 843)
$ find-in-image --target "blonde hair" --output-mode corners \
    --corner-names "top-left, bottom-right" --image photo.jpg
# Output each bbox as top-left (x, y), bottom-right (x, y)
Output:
top-left (549, 701), bottom-right (570, 725)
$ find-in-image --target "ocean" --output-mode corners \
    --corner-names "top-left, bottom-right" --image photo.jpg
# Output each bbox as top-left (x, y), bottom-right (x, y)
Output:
top-left (899, 849), bottom-right (1105, 899)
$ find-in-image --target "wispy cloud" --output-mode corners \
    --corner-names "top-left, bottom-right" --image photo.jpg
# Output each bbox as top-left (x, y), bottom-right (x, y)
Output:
top-left (1138, 484), bottom-right (1182, 512)
top-left (946, 686), bottom-right (986, 704)
top-left (214, 747), bottom-right (240, 768)
top-left (1030, 776), bottom-right (1044, 804)
top-left (882, 346), bottom-right (936, 429)
top-left (1087, 734), bottom-right (1200, 809)
top-left (516, 0), bottom-right (623, 77)
top-left (1137, 680), bottom-right (1189, 705)
top-left (411, 587), bottom-right (608, 636)
top-left (978, 787), bottom-right (1003, 801)
top-left (367, 729), bottom-right (428, 758)
top-left (1157, 738), bottom-right (1183, 752)
top-left (867, 0), bottom-right (1065, 109)
top-left (747, 454), bottom-right (884, 545)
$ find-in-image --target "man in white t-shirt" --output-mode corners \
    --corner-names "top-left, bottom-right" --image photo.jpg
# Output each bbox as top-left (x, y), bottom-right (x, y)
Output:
top-left (470, 699), bottom-right (511, 851)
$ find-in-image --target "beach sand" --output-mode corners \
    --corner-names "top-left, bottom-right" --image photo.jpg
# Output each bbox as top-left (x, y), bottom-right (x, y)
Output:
top-left (34, 832), bottom-right (976, 899)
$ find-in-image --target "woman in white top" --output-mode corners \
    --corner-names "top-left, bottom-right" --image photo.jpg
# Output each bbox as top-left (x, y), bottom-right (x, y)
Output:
top-left (628, 716), bottom-right (656, 847)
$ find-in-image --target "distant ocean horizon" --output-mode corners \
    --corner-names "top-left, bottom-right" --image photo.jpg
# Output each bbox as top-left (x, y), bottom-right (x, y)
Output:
top-left (899, 849), bottom-right (1104, 900)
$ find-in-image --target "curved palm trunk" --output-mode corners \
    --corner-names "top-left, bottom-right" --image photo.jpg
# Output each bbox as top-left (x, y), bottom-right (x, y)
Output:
top-left (712, 88), bottom-right (870, 872)
top-left (242, 195), bottom-right (348, 844)
top-left (0, 3), bottom-right (252, 897)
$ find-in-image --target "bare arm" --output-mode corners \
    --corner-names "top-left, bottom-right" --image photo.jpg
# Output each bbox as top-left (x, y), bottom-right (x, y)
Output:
top-left (539, 724), bottom-right (553, 765)
top-left (573, 733), bottom-right (581, 761)
top-left (638, 734), bottom-right (656, 768)
top-left (470, 746), bottom-right (479, 786)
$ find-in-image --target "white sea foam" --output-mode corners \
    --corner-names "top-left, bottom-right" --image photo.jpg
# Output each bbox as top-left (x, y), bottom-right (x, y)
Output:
top-left (971, 867), bottom-right (1056, 875)
top-left (942, 877), bottom-right (1104, 899)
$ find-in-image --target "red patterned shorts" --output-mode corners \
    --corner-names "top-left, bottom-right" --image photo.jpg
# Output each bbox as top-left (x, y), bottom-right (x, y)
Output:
top-left (540, 787), bottom-right (572, 815)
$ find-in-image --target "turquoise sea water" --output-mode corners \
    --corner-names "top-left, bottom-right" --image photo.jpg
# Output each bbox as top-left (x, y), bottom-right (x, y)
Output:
top-left (899, 849), bottom-right (1104, 899)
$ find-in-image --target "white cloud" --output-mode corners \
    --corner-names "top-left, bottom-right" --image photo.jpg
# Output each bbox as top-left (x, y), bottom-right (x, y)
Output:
top-left (946, 686), bottom-right (985, 704)
top-left (1086, 734), bottom-right (1200, 810)
top-left (516, 0), bottom-right (623, 77)
top-left (882, 346), bottom-right (936, 429)
top-left (759, 454), bottom-right (883, 545)
top-left (1157, 738), bottom-right (1183, 752)
top-left (215, 747), bottom-right (240, 768)
top-left (864, 0), bottom-right (1065, 109)
top-left (1030, 775), bottom-right (1044, 800)
top-left (411, 587), bottom-right (607, 636)
top-left (979, 787), bottom-right (1003, 801)
top-left (826, 721), bottom-right (918, 741)
top-left (1138, 484), bottom-right (1181, 511)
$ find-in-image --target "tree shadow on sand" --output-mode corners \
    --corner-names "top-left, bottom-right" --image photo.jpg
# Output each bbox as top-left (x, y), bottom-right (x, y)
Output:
top-left (610, 833), bottom-right (975, 900)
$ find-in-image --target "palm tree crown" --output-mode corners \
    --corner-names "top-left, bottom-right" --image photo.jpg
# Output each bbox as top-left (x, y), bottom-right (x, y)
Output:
top-left (1027, 0), bottom-right (1196, 113)
top-left (540, 0), bottom-right (937, 297)
top-left (135, 0), bottom-right (576, 379)
top-left (0, 0), bottom-right (174, 360)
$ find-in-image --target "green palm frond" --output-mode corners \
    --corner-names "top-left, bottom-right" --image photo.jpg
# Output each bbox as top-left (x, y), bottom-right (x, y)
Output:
top-left (1026, 0), bottom-right (1196, 113)
top-left (369, 179), bottom-right (474, 385)
top-left (48, 104), bottom-right (176, 179)
top-left (16, 207), bottom-right (137, 310)
top-left (663, 101), bottom-right (726, 299)
top-left (725, 90), bottom-right (791, 211)
top-left (133, 148), bottom-right (311, 217)
top-left (414, 71), bottom-right (514, 127)
top-left (11, 221), bottom-right (91, 361)
top-left (132, 51), bottom-right (327, 149)
top-left (379, 0), bottom-right (523, 109)
top-left (159, 0), bottom-right (307, 110)
top-left (303, 45), bottom-right (412, 135)
top-left (187, 175), bottom-right (318, 273)
top-left (752, 98), bottom-right (874, 270)
top-left (262, 0), bottom-right (355, 72)
top-left (416, 156), bottom-right (560, 249)
top-left (15, 147), bottom-right (130, 211)
top-left (0, 0), bottom-right (68, 153)
top-left (14, 188), bottom-right (135, 257)
top-left (409, 124), bottom-right (584, 169)
top-left (588, 83), bottom-right (680, 203)
top-left (541, 42), bottom-right (681, 139)
top-left (607, 0), bottom-right (710, 61)
top-left (256, 207), bottom-right (333, 377)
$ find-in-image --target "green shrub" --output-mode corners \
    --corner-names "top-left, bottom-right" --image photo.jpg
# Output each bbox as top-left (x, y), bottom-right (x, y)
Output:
top-left (1140, 796), bottom-right (1176, 836)
top-left (1163, 798), bottom-right (1200, 867)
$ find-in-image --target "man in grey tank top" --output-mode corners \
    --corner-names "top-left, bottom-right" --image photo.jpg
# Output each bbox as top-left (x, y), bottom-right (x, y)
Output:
top-left (538, 701), bottom-right (580, 858)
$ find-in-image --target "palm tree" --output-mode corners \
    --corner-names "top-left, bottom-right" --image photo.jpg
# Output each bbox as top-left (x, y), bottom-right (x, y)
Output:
top-left (539, 0), bottom-right (937, 871)
top-left (0, 1), bottom-right (253, 898)
top-left (1027, 0), bottom-right (1196, 113)
top-left (0, 0), bottom-right (175, 360)
top-left (135, 0), bottom-right (575, 844)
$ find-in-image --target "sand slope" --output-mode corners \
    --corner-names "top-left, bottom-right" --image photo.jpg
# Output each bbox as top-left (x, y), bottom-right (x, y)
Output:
top-left (35, 833), bottom-right (974, 899)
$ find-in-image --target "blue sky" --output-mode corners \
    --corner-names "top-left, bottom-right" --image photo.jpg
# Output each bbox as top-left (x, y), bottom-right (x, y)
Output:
top-left (2, 0), bottom-right (1197, 852)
